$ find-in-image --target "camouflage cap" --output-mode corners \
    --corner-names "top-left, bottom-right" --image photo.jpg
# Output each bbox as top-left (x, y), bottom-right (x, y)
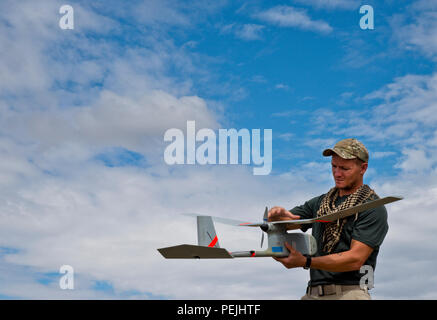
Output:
top-left (322, 138), bottom-right (369, 163)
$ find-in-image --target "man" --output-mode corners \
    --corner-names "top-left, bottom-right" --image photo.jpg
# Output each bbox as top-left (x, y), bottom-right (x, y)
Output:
top-left (268, 138), bottom-right (388, 300)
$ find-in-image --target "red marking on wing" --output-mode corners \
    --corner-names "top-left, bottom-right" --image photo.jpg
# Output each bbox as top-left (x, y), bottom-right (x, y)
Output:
top-left (208, 235), bottom-right (218, 247)
top-left (239, 222), bottom-right (253, 225)
top-left (315, 220), bottom-right (331, 223)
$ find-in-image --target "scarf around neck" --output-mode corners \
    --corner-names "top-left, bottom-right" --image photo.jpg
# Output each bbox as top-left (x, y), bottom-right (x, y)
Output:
top-left (317, 184), bottom-right (377, 254)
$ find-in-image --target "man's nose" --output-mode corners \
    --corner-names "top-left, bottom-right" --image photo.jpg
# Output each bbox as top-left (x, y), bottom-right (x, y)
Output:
top-left (333, 168), bottom-right (342, 177)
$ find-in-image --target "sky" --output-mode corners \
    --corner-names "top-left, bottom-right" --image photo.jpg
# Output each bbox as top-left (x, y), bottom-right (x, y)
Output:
top-left (0, 0), bottom-right (436, 299)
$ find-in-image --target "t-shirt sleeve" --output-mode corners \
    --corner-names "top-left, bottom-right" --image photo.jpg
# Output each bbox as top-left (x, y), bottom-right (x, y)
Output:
top-left (352, 205), bottom-right (389, 249)
top-left (289, 195), bottom-right (324, 232)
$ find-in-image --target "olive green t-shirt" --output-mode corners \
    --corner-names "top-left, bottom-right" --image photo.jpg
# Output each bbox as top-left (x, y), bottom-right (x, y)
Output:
top-left (290, 193), bottom-right (388, 287)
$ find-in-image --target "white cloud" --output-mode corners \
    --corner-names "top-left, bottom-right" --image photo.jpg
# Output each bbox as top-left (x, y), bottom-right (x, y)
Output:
top-left (303, 137), bottom-right (337, 150)
top-left (275, 83), bottom-right (292, 91)
top-left (372, 151), bottom-right (396, 159)
top-left (292, 0), bottom-right (360, 10)
top-left (395, 149), bottom-right (434, 173)
top-left (0, 0), bottom-right (220, 161)
top-left (220, 23), bottom-right (265, 41)
top-left (29, 90), bottom-right (215, 151)
top-left (278, 133), bottom-right (294, 142)
top-left (390, 1), bottom-right (437, 60)
top-left (236, 24), bottom-right (265, 40)
top-left (256, 5), bottom-right (333, 34)
top-left (360, 73), bottom-right (437, 144)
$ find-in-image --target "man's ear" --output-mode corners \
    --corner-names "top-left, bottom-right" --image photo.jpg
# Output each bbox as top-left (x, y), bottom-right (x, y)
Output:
top-left (360, 162), bottom-right (368, 175)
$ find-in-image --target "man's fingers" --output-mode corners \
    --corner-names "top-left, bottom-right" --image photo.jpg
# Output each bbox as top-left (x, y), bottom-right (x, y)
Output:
top-left (268, 207), bottom-right (283, 216)
top-left (284, 241), bottom-right (296, 252)
top-left (273, 243), bottom-right (294, 262)
top-left (268, 207), bottom-right (281, 221)
top-left (273, 256), bottom-right (286, 263)
top-left (268, 207), bottom-right (293, 221)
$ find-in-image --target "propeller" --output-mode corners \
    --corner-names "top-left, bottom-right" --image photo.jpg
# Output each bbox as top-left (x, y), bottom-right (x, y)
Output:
top-left (260, 207), bottom-right (268, 248)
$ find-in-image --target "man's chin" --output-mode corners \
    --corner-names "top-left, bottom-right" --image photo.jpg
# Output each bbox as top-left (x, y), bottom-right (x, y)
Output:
top-left (336, 183), bottom-right (353, 192)
top-left (335, 182), bottom-right (346, 189)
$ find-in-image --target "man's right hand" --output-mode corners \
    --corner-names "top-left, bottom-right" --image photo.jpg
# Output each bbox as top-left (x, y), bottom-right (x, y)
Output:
top-left (268, 206), bottom-right (301, 230)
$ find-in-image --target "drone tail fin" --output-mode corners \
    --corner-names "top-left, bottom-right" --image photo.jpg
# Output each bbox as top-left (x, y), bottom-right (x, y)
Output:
top-left (197, 216), bottom-right (220, 248)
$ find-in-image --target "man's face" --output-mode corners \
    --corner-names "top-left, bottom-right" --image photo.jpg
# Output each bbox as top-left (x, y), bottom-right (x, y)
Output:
top-left (331, 154), bottom-right (367, 192)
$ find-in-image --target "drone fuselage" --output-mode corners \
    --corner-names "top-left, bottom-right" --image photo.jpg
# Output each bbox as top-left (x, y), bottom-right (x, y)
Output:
top-left (230, 223), bottom-right (317, 257)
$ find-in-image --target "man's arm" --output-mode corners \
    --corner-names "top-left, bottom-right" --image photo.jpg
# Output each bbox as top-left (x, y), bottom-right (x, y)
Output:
top-left (274, 239), bottom-right (373, 272)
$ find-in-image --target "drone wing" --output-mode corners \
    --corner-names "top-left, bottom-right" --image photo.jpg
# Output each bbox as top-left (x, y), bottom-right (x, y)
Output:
top-left (183, 196), bottom-right (402, 228)
top-left (157, 244), bottom-right (233, 259)
top-left (183, 213), bottom-right (262, 227)
top-left (271, 196), bottom-right (403, 226)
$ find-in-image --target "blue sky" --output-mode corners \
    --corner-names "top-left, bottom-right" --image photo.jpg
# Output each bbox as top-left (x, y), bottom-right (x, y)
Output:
top-left (0, 0), bottom-right (437, 299)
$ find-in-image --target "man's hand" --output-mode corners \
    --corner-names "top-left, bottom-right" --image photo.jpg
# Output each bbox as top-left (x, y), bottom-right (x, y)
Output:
top-left (274, 240), bottom-right (374, 272)
top-left (268, 206), bottom-right (301, 230)
top-left (273, 242), bottom-right (306, 269)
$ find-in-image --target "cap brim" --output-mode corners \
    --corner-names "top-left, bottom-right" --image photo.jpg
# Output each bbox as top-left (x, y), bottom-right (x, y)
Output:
top-left (322, 148), bottom-right (335, 157)
top-left (322, 148), bottom-right (357, 160)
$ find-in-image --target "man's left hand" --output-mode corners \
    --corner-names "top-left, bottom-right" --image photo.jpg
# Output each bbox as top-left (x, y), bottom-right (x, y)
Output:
top-left (273, 242), bottom-right (306, 269)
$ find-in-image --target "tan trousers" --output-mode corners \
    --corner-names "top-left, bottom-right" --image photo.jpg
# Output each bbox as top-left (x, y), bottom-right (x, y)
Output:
top-left (301, 285), bottom-right (371, 300)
